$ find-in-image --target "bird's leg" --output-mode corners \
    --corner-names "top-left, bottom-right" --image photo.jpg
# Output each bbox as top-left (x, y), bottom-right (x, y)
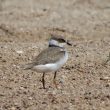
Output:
top-left (53, 71), bottom-right (58, 89)
top-left (42, 73), bottom-right (46, 89)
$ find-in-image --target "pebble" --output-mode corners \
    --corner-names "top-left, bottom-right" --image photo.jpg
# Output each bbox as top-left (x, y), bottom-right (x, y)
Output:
top-left (10, 107), bottom-right (16, 110)
top-left (16, 50), bottom-right (23, 54)
top-left (100, 77), bottom-right (109, 81)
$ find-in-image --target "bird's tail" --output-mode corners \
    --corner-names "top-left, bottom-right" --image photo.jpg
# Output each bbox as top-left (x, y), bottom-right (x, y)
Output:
top-left (20, 63), bottom-right (34, 70)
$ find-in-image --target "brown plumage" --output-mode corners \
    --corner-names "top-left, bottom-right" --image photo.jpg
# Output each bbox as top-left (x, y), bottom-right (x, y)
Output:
top-left (24, 46), bottom-right (65, 69)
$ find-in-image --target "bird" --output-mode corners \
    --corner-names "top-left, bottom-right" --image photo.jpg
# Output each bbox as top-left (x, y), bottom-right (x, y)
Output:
top-left (24, 34), bottom-right (72, 89)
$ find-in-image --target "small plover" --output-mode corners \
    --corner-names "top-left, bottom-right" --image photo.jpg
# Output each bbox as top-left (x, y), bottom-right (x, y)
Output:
top-left (24, 34), bottom-right (72, 89)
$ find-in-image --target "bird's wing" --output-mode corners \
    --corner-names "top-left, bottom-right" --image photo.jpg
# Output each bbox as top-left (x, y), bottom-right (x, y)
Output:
top-left (24, 47), bottom-right (65, 69)
top-left (34, 47), bottom-right (65, 65)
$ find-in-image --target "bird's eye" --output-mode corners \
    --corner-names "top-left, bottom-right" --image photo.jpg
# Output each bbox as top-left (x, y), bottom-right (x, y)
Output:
top-left (59, 38), bottom-right (65, 43)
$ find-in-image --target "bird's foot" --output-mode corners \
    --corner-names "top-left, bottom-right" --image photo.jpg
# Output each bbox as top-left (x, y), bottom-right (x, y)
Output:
top-left (53, 79), bottom-right (59, 89)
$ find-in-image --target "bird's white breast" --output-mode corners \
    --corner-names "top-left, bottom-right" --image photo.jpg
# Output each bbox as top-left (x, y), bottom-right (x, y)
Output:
top-left (32, 51), bottom-right (68, 73)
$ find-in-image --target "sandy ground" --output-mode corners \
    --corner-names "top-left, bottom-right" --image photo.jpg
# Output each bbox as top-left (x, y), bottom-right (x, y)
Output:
top-left (0, 0), bottom-right (110, 110)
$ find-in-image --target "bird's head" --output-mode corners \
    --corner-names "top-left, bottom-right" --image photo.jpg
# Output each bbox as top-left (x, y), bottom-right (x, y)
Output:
top-left (49, 34), bottom-right (72, 47)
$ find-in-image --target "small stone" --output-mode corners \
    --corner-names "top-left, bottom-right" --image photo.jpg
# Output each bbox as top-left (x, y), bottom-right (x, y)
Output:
top-left (10, 107), bottom-right (16, 110)
top-left (42, 102), bottom-right (47, 104)
top-left (2, 59), bottom-right (6, 62)
top-left (100, 77), bottom-right (109, 81)
top-left (72, 78), bottom-right (75, 80)
top-left (105, 83), bottom-right (110, 87)
top-left (16, 50), bottom-right (23, 54)
top-left (76, 55), bottom-right (79, 57)
top-left (19, 86), bottom-right (25, 90)
top-left (28, 97), bottom-right (33, 100)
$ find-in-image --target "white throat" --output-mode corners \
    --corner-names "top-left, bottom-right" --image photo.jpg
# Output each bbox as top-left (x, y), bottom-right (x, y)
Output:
top-left (49, 39), bottom-right (66, 48)
top-left (49, 39), bottom-right (58, 46)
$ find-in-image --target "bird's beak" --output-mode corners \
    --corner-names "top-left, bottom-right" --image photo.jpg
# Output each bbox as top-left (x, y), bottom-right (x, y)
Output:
top-left (67, 40), bottom-right (72, 46)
